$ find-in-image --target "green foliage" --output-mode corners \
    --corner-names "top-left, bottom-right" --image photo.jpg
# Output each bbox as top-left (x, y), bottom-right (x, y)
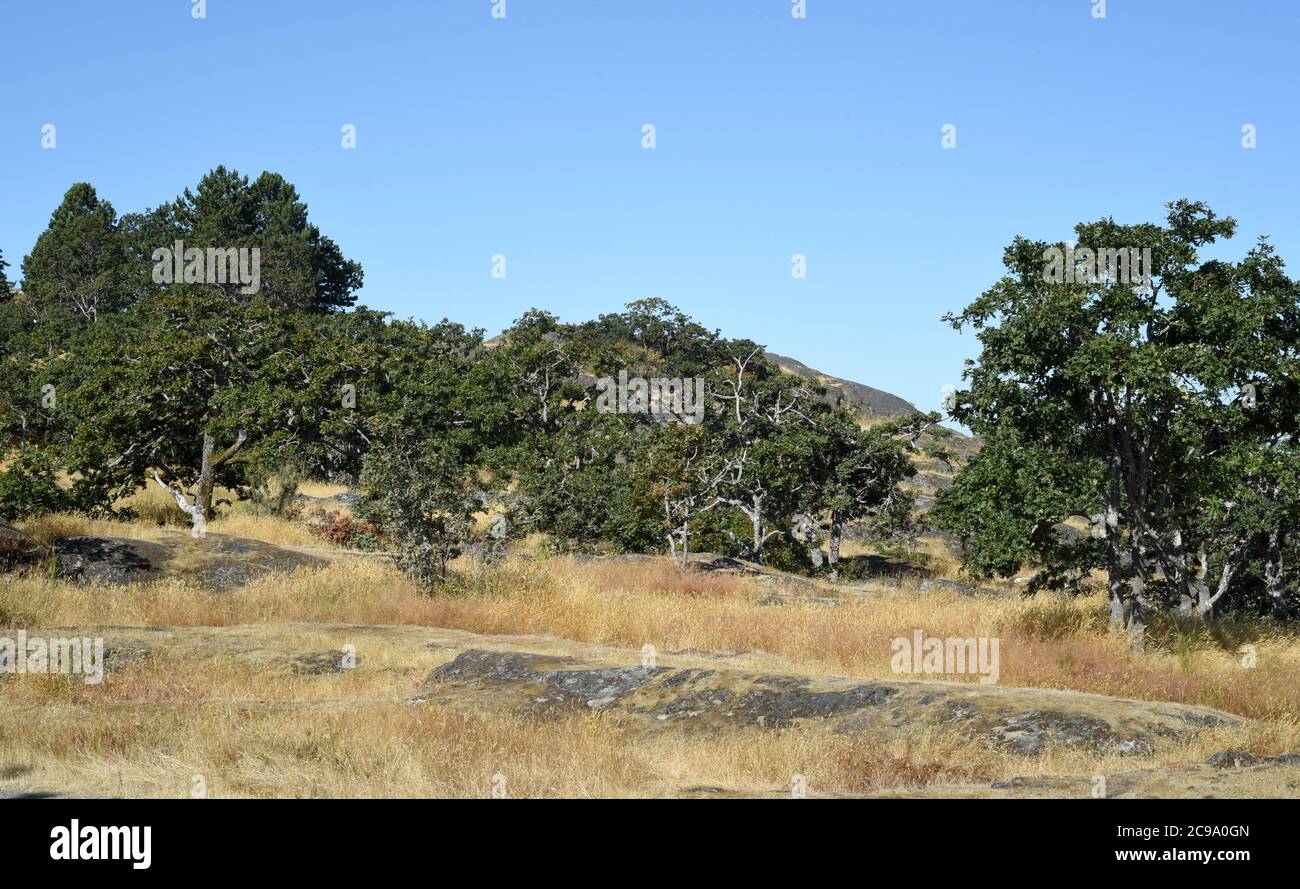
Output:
top-left (126, 166), bottom-right (363, 313)
top-left (20, 183), bottom-right (131, 332)
top-left (0, 447), bottom-right (72, 519)
top-left (817, 413), bottom-right (925, 540)
top-left (358, 435), bottom-right (480, 588)
top-left (4, 175), bottom-right (929, 582)
top-left (0, 249), bottom-right (11, 302)
top-left (247, 463), bottom-right (306, 517)
top-left (480, 300), bottom-right (930, 568)
top-left (937, 200), bottom-right (1300, 625)
top-left (54, 294), bottom-right (296, 515)
top-left (509, 408), bottom-right (657, 552)
top-left (345, 318), bottom-right (495, 583)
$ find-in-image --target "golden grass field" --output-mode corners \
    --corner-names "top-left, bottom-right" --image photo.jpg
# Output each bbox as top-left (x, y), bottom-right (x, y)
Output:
top-left (3, 487), bottom-right (1299, 798)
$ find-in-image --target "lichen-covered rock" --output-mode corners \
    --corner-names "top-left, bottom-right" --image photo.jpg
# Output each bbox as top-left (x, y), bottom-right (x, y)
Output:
top-left (293, 650), bottom-right (360, 675)
top-left (1206, 750), bottom-right (1300, 769)
top-left (419, 648), bottom-right (1240, 755)
top-left (917, 578), bottom-right (1010, 598)
top-left (52, 537), bottom-right (168, 586)
top-left (43, 532), bottom-right (325, 591)
top-left (103, 645), bottom-right (152, 674)
top-left (989, 709), bottom-right (1153, 755)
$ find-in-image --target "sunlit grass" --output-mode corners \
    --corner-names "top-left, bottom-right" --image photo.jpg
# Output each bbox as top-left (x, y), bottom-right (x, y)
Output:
top-left (5, 495), bottom-right (1299, 798)
top-left (3, 542), bottom-right (1297, 721)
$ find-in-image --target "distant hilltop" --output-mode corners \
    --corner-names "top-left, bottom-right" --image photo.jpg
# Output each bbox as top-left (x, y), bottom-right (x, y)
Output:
top-left (764, 352), bottom-right (919, 418)
top-left (483, 335), bottom-right (924, 421)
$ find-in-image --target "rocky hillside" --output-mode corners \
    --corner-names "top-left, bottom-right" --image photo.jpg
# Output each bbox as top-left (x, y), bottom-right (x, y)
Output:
top-left (765, 352), bottom-right (920, 418)
top-left (745, 354), bottom-right (979, 518)
top-left (491, 321), bottom-right (978, 513)
top-left (8, 617), bottom-right (1288, 799)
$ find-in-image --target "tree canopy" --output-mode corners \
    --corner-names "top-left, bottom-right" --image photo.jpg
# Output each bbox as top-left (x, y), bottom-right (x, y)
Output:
top-left (935, 200), bottom-right (1300, 642)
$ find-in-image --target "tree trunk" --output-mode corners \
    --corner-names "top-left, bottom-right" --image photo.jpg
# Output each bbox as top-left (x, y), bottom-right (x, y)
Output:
top-left (1266, 530), bottom-right (1288, 622)
top-left (1108, 574), bottom-right (1125, 631)
top-left (1125, 540), bottom-right (1151, 652)
top-left (1168, 532), bottom-right (1195, 616)
top-left (1102, 485), bottom-right (1126, 633)
top-left (671, 525), bottom-right (690, 570)
top-left (191, 434), bottom-right (216, 537)
top-left (1197, 538), bottom-right (1248, 620)
top-left (150, 437), bottom-right (215, 540)
top-left (828, 514), bottom-right (843, 566)
top-left (1126, 580), bottom-right (1148, 652)
top-left (151, 470), bottom-right (207, 539)
top-left (149, 432), bottom-right (246, 539)
top-left (1196, 553), bottom-right (1214, 620)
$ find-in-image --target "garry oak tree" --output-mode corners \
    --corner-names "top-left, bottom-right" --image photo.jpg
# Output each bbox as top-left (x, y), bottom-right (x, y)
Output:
top-left (936, 201), bottom-right (1300, 646)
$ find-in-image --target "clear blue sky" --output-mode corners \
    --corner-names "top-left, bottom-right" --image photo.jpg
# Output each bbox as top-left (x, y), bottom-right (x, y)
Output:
top-left (2, 1), bottom-right (1297, 415)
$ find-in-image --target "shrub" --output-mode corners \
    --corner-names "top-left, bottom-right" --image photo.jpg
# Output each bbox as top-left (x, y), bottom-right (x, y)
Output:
top-left (0, 447), bottom-right (72, 520)
top-left (358, 442), bottom-right (480, 590)
top-left (299, 505), bottom-right (381, 549)
top-left (248, 464), bottom-right (306, 517)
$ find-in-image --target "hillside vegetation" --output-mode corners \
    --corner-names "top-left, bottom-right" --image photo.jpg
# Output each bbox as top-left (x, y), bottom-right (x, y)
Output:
top-left (4, 177), bottom-right (1300, 798)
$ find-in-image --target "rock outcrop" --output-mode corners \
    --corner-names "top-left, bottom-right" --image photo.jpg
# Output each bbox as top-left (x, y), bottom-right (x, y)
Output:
top-left (418, 647), bottom-right (1240, 756)
top-left (22, 532), bottom-right (326, 590)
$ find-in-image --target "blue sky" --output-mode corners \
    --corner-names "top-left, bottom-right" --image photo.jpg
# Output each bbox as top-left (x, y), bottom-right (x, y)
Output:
top-left (2, 1), bottom-right (1297, 414)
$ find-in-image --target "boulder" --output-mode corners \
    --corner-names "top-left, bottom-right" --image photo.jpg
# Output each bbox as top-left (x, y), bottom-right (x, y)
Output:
top-left (51, 537), bottom-right (168, 586)
top-left (1206, 750), bottom-right (1300, 769)
top-left (419, 648), bottom-right (1241, 755)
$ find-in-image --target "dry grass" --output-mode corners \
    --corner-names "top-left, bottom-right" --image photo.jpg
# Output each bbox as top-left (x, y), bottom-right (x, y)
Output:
top-left (4, 506), bottom-right (1300, 798)
top-left (17, 506), bottom-right (324, 549)
top-left (0, 699), bottom-right (656, 798)
top-left (2, 678), bottom-right (1293, 798)
top-left (836, 534), bottom-right (972, 582)
top-left (296, 480), bottom-right (352, 499)
top-left (4, 548), bottom-right (1298, 721)
top-left (207, 513), bottom-right (324, 547)
top-left (3, 696), bottom-right (989, 799)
